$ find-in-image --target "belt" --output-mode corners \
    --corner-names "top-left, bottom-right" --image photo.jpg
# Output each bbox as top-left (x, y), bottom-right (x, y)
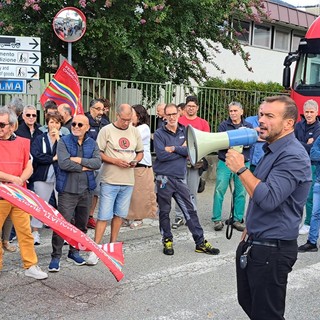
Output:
top-left (135, 163), bottom-right (152, 168)
top-left (247, 239), bottom-right (297, 248)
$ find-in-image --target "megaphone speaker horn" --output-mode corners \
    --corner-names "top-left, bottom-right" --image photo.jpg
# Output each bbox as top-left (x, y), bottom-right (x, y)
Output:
top-left (186, 125), bottom-right (257, 166)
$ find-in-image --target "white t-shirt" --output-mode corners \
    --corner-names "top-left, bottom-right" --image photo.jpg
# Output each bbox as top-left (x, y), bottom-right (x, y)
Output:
top-left (137, 124), bottom-right (152, 166)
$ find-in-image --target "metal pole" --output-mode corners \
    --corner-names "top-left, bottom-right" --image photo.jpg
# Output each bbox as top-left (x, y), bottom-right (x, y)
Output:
top-left (68, 42), bottom-right (72, 65)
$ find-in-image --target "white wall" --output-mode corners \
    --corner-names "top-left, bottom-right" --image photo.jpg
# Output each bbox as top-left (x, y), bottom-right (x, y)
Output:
top-left (204, 43), bottom-right (288, 84)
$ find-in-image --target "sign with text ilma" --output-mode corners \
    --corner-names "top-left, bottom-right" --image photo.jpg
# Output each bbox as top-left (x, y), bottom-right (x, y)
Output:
top-left (0, 79), bottom-right (26, 93)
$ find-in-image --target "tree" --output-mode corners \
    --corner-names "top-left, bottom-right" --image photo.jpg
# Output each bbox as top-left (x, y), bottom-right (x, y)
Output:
top-left (0, 0), bottom-right (266, 84)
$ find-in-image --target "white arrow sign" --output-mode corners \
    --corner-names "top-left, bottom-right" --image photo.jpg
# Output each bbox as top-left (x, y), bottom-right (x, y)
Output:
top-left (0, 50), bottom-right (41, 66)
top-left (0, 36), bottom-right (41, 52)
top-left (0, 64), bottom-right (39, 80)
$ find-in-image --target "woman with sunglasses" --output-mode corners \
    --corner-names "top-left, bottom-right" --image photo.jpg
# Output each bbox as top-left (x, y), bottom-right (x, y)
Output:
top-left (15, 105), bottom-right (42, 144)
top-left (30, 112), bottom-right (64, 245)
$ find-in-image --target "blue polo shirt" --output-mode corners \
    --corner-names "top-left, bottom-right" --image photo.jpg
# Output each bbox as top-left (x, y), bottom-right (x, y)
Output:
top-left (246, 132), bottom-right (312, 240)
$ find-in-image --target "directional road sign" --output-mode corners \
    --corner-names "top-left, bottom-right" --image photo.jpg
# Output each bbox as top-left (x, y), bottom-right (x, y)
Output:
top-left (0, 64), bottom-right (39, 80)
top-left (0, 36), bottom-right (41, 51)
top-left (0, 50), bottom-right (41, 66)
top-left (0, 79), bottom-right (26, 93)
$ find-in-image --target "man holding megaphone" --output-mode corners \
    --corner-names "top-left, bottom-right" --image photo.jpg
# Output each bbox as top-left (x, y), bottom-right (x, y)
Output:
top-left (225, 96), bottom-right (312, 320)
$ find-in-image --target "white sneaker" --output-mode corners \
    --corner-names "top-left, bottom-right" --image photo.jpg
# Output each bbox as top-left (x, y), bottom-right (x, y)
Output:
top-left (25, 265), bottom-right (48, 280)
top-left (299, 224), bottom-right (310, 235)
top-left (32, 231), bottom-right (40, 245)
top-left (86, 252), bottom-right (99, 266)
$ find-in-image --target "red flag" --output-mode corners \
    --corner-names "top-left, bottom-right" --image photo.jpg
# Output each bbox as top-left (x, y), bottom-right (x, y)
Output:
top-left (0, 183), bottom-right (124, 282)
top-left (40, 60), bottom-right (84, 115)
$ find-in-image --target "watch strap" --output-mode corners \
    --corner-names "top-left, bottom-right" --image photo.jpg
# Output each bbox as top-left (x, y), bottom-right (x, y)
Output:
top-left (236, 167), bottom-right (248, 176)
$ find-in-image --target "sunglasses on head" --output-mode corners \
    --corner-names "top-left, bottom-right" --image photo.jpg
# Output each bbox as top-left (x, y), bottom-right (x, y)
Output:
top-left (0, 122), bottom-right (10, 129)
top-left (26, 113), bottom-right (37, 118)
top-left (71, 122), bottom-right (84, 128)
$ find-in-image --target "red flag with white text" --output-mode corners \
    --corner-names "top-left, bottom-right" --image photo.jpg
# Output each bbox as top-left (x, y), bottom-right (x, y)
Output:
top-left (40, 60), bottom-right (83, 115)
top-left (0, 183), bottom-right (124, 282)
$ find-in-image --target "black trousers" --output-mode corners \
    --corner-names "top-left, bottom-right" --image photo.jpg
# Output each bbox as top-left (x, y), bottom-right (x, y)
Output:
top-left (236, 239), bottom-right (297, 320)
top-left (51, 190), bottom-right (92, 259)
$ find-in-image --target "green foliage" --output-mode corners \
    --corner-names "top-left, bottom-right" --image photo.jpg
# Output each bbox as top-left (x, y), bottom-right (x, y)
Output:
top-left (0, 0), bottom-right (266, 85)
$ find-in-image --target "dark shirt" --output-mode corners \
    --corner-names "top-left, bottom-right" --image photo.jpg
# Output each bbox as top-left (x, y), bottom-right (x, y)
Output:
top-left (63, 117), bottom-right (73, 132)
top-left (85, 112), bottom-right (109, 140)
top-left (246, 132), bottom-right (312, 240)
top-left (57, 136), bottom-right (101, 194)
top-left (15, 121), bottom-right (42, 144)
top-left (217, 117), bottom-right (253, 162)
top-left (294, 118), bottom-right (320, 155)
top-left (153, 124), bottom-right (188, 179)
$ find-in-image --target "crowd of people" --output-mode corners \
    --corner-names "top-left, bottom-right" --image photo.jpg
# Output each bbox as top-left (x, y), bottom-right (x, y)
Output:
top-left (0, 94), bottom-right (318, 319)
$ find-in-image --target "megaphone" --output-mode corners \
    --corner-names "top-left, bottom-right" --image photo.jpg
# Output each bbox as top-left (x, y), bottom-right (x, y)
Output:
top-left (186, 125), bottom-right (258, 165)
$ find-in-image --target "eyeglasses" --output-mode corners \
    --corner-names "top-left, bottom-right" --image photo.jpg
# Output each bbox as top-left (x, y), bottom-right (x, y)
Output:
top-left (165, 113), bottom-right (178, 118)
top-left (71, 122), bottom-right (84, 128)
top-left (0, 122), bottom-right (10, 129)
top-left (25, 114), bottom-right (37, 118)
top-left (92, 107), bottom-right (104, 112)
top-left (118, 115), bottom-right (132, 123)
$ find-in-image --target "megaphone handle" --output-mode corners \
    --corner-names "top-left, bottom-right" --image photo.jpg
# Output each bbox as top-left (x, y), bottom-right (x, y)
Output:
top-left (231, 145), bottom-right (243, 153)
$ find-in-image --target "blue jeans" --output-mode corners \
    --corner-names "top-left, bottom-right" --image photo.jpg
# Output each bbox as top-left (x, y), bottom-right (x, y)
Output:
top-left (308, 182), bottom-right (320, 244)
top-left (98, 183), bottom-right (133, 220)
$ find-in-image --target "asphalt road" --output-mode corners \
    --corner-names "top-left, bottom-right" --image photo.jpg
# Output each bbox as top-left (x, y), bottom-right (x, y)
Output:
top-left (1, 182), bottom-right (319, 320)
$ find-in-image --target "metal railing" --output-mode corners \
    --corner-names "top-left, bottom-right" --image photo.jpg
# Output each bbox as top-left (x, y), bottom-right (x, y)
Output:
top-left (1, 74), bottom-right (287, 131)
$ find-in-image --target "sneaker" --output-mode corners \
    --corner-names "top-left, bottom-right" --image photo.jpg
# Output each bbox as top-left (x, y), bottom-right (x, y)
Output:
top-left (299, 224), bottom-right (310, 235)
top-left (32, 231), bottom-right (40, 245)
top-left (213, 221), bottom-right (224, 231)
top-left (233, 221), bottom-right (246, 232)
top-left (67, 251), bottom-right (86, 265)
top-left (86, 252), bottom-right (99, 266)
top-left (195, 240), bottom-right (220, 255)
top-left (298, 241), bottom-right (318, 252)
top-left (172, 218), bottom-right (184, 229)
top-left (25, 265), bottom-right (48, 280)
top-left (163, 238), bottom-right (174, 255)
top-left (87, 217), bottom-right (96, 229)
top-left (48, 258), bottom-right (60, 272)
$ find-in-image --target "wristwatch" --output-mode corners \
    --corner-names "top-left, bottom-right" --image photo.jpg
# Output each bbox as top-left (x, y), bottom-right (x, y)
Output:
top-left (236, 167), bottom-right (248, 176)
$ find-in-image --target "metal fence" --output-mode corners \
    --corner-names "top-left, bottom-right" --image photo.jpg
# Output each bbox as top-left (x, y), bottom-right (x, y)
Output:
top-left (1, 75), bottom-right (286, 132)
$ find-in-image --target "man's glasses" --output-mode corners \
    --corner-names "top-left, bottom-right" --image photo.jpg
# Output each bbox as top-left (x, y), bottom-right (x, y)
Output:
top-left (25, 114), bottom-right (37, 118)
top-left (71, 122), bottom-right (84, 128)
top-left (92, 107), bottom-right (104, 112)
top-left (165, 112), bottom-right (178, 118)
top-left (0, 122), bottom-right (10, 129)
top-left (118, 115), bottom-right (132, 123)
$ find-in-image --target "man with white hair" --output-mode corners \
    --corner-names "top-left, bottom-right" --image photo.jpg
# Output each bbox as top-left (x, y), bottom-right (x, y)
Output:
top-left (294, 99), bottom-right (320, 235)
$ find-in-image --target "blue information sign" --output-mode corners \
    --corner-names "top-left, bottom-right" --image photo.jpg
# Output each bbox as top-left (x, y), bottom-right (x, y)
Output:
top-left (0, 79), bottom-right (26, 93)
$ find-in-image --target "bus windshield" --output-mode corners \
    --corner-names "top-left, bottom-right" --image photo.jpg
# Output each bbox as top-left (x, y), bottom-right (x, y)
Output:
top-left (293, 53), bottom-right (320, 91)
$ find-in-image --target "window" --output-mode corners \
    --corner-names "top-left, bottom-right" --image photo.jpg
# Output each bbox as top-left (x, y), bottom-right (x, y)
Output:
top-left (253, 24), bottom-right (271, 48)
top-left (292, 34), bottom-right (304, 51)
top-left (274, 29), bottom-right (290, 52)
top-left (233, 20), bottom-right (250, 44)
